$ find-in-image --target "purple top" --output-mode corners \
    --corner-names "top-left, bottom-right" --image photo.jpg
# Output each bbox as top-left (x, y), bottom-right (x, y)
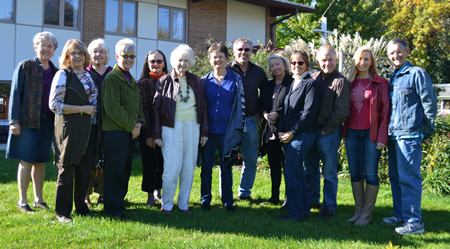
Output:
top-left (41, 66), bottom-right (56, 115)
top-left (118, 65), bottom-right (131, 83)
top-left (86, 64), bottom-right (113, 90)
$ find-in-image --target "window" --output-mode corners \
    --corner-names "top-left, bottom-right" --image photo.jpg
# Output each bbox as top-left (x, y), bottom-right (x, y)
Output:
top-left (0, 0), bottom-right (14, 23)
top-left (105, 0), bottom-right (136, 35)
top-left (158, 7), bottom-right (185, 41)
top-left (44, 0), bottom-right (80, 28)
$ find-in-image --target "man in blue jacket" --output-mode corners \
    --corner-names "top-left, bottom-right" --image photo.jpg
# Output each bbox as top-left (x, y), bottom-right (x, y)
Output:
top-left (383, 38), bottom-right (437, 235)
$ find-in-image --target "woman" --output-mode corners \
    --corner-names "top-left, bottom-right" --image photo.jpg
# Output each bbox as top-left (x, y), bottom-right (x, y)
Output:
top-left (50, 39), bottom-right (101, 223)
top-left (269, 50), bottom-right (320, 221)
top-left (85, 38), bottom-right (113, 205)
top-left (344, 47), bottom-right (389, 226)
top-left (153, 44), bottom-right (209, 214)
top-left (137, 50), bottom-right (167, 207)
top-left (200, 43), bottom-right (244, 212)
top-left (7, 32), bottom-right (58, 213)
top-left (102, 38), bottom-right (144, 220)
top-left (259, 54), bottom-right (292, 206)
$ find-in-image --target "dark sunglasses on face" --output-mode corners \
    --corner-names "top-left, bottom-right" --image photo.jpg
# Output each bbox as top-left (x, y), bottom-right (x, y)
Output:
top-left (237, 48), bottom-right (251, 52)
top-left (121, 54), bottom-right (136, 59)
top-left (149, 60), bottom-right (164, 64)
top-left (291, 61), bottom-right (305, 66)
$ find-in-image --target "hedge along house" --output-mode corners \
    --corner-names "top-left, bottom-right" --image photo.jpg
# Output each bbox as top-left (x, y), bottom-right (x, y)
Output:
top-left (0, 0), bottom-right (316, 123)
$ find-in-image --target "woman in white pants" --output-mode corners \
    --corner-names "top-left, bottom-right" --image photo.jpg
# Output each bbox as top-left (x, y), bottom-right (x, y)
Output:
top-left (153, 45), bottom-right (209, 214)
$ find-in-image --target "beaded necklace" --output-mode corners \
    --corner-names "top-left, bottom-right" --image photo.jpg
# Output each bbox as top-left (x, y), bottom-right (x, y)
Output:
top-left (178, 82), bottom-right (190, 102)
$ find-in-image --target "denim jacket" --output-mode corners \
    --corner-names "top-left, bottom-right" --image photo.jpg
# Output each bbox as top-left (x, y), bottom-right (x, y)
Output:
top-left (388, 61), bottom-right (437, 139)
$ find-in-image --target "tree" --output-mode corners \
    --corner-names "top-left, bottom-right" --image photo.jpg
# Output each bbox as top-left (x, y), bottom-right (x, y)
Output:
top-left (384, 0), bottom-right (450, 83)
top-left (276, 0), bottom-right (387, 48)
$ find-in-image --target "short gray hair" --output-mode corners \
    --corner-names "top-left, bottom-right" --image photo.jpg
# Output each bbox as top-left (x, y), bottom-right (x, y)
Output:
top-left (234, 37), bottom-right (253, 49)
top-left (316, 44), bottom-right (336, 57)
top-left (115, 38), bottom-right (135, 55)
top-left (33, 31), bottom-right (58, 49)
top-left (388, 38), bottom-right (409, 50)
top-left (88, 38), bottom-right (110, 65)
top-left (170, 44), bottom-right (195, 70)
top-left (267, 54), bottom-right (289, 79)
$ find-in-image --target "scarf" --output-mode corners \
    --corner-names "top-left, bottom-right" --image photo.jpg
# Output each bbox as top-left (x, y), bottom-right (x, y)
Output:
top-left (150, 72), bottom-right (165, 80)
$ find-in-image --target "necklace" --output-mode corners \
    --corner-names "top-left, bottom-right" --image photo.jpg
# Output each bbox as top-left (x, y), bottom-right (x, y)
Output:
top-left (178, 83), bottom-right (190, 102)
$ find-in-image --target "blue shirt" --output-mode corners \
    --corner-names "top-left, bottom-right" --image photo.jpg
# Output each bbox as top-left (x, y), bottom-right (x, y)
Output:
top-left (204, 69), bottom-right (236, 134)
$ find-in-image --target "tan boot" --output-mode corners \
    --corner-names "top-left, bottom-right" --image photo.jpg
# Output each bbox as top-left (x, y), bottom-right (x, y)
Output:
top-left (354, 184), bottom-right (379, 226)
top-left (347, 181), bottom-right (365, 222)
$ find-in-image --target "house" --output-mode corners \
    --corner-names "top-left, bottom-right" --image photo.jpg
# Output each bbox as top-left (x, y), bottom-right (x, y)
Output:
top-left (0, 0), bottom-right (317, 124)
top-left (434, 84), bottom-right (450, 113)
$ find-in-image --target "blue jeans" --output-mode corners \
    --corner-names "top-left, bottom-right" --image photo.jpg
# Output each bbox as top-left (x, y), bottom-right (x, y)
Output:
top-left (345, 129), bottom-right (381, 186)
top-left (284, 132), bottom-right (317, 219)
top-left (201, 133), bottom-right (233, 206)
top-left (238, 116), bottom-right (258, 197)
top-left (388, 138), bottom-right (423, 223)
top-left (304, 126), bottom-right (342, 211)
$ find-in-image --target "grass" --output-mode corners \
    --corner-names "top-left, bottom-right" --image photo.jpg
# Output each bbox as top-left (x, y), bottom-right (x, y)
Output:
top-left (1, 151), bottom-right (450, 248)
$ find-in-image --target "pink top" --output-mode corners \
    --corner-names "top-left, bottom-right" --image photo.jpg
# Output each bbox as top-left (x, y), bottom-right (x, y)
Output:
top-left (348, 77), bottom-right (371, 130)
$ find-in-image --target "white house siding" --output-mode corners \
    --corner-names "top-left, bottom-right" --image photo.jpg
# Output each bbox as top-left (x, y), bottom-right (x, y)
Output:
top-left (0, 23), bottom-right (16, 80)
top-left (226, 0), bottom-right (266, 46)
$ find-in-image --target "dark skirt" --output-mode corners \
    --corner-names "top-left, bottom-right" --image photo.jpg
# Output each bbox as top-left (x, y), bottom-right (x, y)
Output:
top-left (6, 113), bottom-right (54, 163)
top-left (138, 134), bottom-right (164, 192)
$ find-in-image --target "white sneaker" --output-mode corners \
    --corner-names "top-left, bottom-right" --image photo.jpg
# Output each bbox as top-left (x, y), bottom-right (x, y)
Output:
top-left (395, 221), bottom-right (425, 235)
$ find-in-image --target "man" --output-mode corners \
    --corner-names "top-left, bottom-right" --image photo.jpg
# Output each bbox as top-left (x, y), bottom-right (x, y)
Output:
top-left (304, 44), bottom-right (350, 218)
top-left (383, 38), bottom-right (437, 235)
top-left (227, 37), bottom-right (267, 202)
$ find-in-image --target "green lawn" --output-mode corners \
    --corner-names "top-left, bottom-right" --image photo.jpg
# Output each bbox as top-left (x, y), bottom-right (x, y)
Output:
top-left (1, 151), bottom-right (449, 248)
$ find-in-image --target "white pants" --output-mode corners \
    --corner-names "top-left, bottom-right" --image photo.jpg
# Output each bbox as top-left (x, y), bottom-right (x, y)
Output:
top-left (161, 120), bottom-right (200, 211)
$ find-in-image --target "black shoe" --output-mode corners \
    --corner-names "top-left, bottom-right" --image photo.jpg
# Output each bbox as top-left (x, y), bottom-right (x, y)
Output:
top-left (309, 203), bottom-right (321, 210)
top-left (260, 197), bottom-right (280, 206)
top-left (57, 215), bottom-right (73, 223)
top-left (237, 195), bottom-right (257, 203)
top-left (33, 201), bottom-right (50, 210)
top-left (114, 213), bottom-right (131, 220)
top-left (318, 207), bottom-right (334, 219)
top-left (277, 215), bottom-right (303, 222)
top-left (17, 203), bottom-right (35, 213)
top-left (201, 203), bottom-right (211, 211)
top-left (225, 204), bottom-right (235, 212)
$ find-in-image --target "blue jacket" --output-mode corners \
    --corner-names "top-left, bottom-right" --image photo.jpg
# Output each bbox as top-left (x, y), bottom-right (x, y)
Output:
top-left (388, 61), bottom-right (437, 139)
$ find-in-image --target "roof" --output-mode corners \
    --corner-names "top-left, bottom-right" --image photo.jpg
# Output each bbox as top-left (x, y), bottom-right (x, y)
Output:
top-left (192, 0), bottom-right (318, 16)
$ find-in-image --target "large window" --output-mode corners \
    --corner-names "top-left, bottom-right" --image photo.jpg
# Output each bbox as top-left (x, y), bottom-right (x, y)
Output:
top-left (105, 0), bottom-right (136, 35)
top-left (158, 7), bottom-right (185, 41)
top-left (44, 0), bottom-right (80, 28)
top-left (0, 0), bottom-right (14, 23)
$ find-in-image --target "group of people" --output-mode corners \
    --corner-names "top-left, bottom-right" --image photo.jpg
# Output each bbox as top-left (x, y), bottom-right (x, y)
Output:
top-left (6, 31), bottom-right (437, 236)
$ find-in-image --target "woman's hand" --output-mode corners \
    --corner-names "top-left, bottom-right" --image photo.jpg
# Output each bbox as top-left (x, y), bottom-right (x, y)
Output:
top-left (146, 138), bottom-right (155, 148)
top-left (154, 139), bottom-right (163, 147)
top-left (200, 136), bottom-right (208, 147)
top-left (131, 123), bottom-right (142, 139)
top-left (278, 132), bottom-right (293, 143)
top-left (81, 105), bottom-right (97, 115)
top-left (267, 112), bottom-right (280, 124)
top-left (376, 142), bottom-right (386, 150)
top-left (10, 123), bottom-right (21, 136)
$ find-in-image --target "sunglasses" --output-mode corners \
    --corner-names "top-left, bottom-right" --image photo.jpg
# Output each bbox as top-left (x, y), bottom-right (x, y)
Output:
top-left (149, 60), bottom-right (164, 64)
top-left (121, 54), bottom-right (136, 59)
top-left (69, 51), bottom-right (85, 57)
top-left (291, 61), bottom-right (305, 66)
top-left (237, 48), bottom-right (251, 52)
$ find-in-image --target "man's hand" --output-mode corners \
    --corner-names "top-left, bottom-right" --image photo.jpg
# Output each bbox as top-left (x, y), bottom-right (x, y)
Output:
top-left (10, 123), bottom-right (20, 136)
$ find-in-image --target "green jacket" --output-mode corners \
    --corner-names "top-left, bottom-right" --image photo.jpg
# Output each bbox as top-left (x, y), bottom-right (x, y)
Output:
top-left (102, 64), bottom-right (144, 132)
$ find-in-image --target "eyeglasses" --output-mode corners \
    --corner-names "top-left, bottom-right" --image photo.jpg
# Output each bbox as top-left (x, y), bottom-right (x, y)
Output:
top-left (121, 54), bottom-right (136, 59)
top-left (149, 60), bottom-right (164, 64)
top-left (236, 48), bottom-right (251, 52)
top-left (291, 61), bottom-right (305, 66)
top-left (69, 51), bottom-right (85, 57)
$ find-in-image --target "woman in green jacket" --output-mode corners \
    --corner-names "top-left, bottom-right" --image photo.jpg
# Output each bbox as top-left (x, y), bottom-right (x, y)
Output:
top-left (102, 38), bottom-right (144, 220)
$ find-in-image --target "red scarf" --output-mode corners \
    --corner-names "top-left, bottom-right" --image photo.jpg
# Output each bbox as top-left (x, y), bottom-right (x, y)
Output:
top-left (150, 72), bottom-right (165, 80)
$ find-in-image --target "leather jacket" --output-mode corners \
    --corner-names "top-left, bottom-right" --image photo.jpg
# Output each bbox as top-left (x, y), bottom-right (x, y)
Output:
top-left (152, 70), bottom-right (209, 140)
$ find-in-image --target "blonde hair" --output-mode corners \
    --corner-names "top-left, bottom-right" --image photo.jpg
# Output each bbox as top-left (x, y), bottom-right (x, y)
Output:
top-left (267, 54), bottom-right (289, 79)
top-left (59, 39), bottom-right (90, 70)
top-left (347, 46), bottom-right (378, 84)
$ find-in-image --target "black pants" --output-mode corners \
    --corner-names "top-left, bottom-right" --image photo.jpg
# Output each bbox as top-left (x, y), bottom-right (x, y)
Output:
top-left (103, 130), bottom-right (135, 216)
top-left (266, 139), bottom-right (285, 201)
top-left (138, 134), bottom-right (163, 193)
top-left (55, 125), bottom-right (98, 217)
